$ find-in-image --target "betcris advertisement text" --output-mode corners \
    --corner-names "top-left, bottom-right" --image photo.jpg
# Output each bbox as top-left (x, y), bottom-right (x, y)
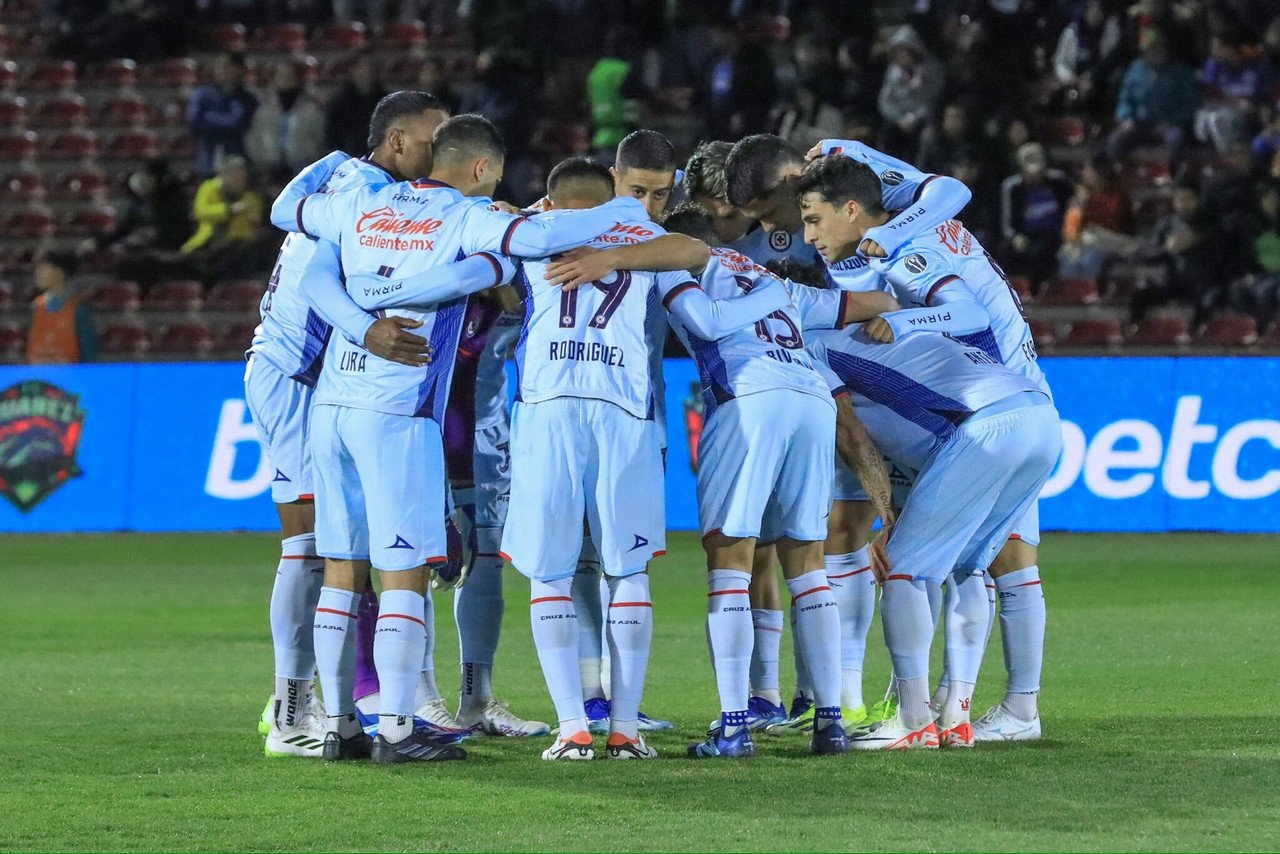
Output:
top-left (0, 357), bottom-right (1276, 533)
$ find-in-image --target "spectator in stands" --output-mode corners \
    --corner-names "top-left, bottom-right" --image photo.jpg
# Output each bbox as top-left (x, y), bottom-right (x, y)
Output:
top-left (246, 60), bottom-right (327, 181)
top-left (417, 57), bottom-right (460, 115)
top-left (1194, 33), bottom-right (1276, 153)
top-left (325, 51), bottom-right (387, 157)
top-left (876, 25), bottom-right (945, 158)
top-left (187, 52), bottom-right (259, 178)
top-left (1051, 0), bottom-right (1125, 118)
top-left (1253, 108), bottom-right (1280, 173)
top-left (1107, 31), bottom-right (1200, 159)
top-left (917, 102), bottom-right (980, 175)
top-left (834, 36), bottom-right (880, 121)
top-left (95, 160), bottom-right (189, 256)
top-left (27, 252), bottom-right (97, 365)
top-left (1001, 142), bottom-right (1075, 286)
top-left (1129, 181), bottom-right (1234, 324)
top-left (587, 27), bottom-right (646, 163)
top-left (702, 20), bottom-right (777, 140)
top-left (460, 50), bottom-right (539, 201)
top-left (180, 156), bottom-right (269, 282)
top-left (1059, 154), bottom-right (1135, 277)
top-left (1228, 181), bottom-right (1280, 329)
top-left (952, 152), bottom-right (1000, 246)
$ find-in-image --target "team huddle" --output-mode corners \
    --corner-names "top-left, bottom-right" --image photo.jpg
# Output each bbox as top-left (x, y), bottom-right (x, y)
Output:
top-left (245, 88), bottom-right (1058, 764)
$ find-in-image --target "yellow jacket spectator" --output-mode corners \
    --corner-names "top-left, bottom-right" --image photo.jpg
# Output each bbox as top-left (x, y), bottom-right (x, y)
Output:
top-left (181, 156), bottom-right (265, 254)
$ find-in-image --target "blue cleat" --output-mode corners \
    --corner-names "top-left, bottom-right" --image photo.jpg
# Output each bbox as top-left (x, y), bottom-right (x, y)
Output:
top-left (788, 693), bottom-right (814, 721)
top-left (354, 709), bottom-right (468, 742)
top-left (747, 696), bottom-right (788, 728)
top-left (637, 710), bottom-right (674, 731)
top-left (585, 697), bottom-right (611, 734)
top-left (689, 725), bottom-right (757, 759)
top-left (810, 722), bottom-right (849, 755)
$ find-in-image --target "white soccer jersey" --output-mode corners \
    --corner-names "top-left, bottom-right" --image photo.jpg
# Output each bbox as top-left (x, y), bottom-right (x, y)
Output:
top-left (295, 181), bottom-right (645, 420)
top-left (250, 156), bottom-right (390, 384)
top-left (514, 221), bottom-right (692, 421)
top-left (669, 247), bottom-right (831, 417)
top-left (870, 222), bottom-right (1048, 393)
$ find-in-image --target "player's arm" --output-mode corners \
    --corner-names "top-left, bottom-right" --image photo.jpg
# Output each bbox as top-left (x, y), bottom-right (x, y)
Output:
top-left (465, 196), bottom-right (649, 257)
top-left (269, 150), bottom-right (349, 231)
top-left (661, 273), bottom-right (790, 341)
top-left (833, 391), bottom-right (896, 577)
top-left (788, 282), bottom-right (902, 330)
top-left (869, 275), bottom-right (991, 343)
top-left (543, 235), bottom-right (712, 289)
top-left (343, 252), bottom-right (516, 310)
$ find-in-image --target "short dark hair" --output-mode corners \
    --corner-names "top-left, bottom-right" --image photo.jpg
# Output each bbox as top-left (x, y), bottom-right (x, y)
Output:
top-left (660, 202), bottom-right (718, 245)
top-left (430, 113), bottom-right (505, 166)
top-left (547, 155), bottom-right (614, 200)
top-left (37, 250), bottom-right (78, 276)
top-left (725, 134), bottom-right (803, 207)
top-left (683, 141), bottom-right (733, 201)
top-left (616, 129), bottom-right (676, 174)
top-left (794, 155), bottom-right (885, 215)
top-left (366, 90), bottom-right (451, 150)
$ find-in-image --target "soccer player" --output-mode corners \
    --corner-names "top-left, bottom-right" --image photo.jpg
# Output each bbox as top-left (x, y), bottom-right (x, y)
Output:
top-left (247, 91), bottom-right (450, 757)
top-left (504, 156), bottom-right (784, 761)
top-left (798, 154), bottom-right (1051, 742)
top-left (281, 114), bottom-right (658, 763)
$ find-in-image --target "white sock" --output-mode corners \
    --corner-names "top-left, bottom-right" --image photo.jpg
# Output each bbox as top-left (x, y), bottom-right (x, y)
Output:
top-left (996, 565), bottom-right (1045, 716)
top-left (605, 573), bottom-right (652, 740)
top-left (749, 608), bottom-right (783, 704)
top-left (375, 588), bottom-right (426, 743)
top-left (456, 546), bottom-right (503, 715)
top-left (927, 578), bottom-right (943, 629)
top-left (786, 570), bottom-right (842, 728)
top-left (881, 577), bottom-right (935, 728)
top-left (530, 577), bottom-right (587, 734)
top-left (415, 587), bottom-right (441, 707)
top-left (936, 580), bottom-right (951, 697)
top-left (271, 534), bottom-right (324, 682)
top-left (985, 572), bottom-right (997, 646)
top-left (825, 548), bottom-right (874, 709)
top-left (789, 601), bottom-right (812, 700)
top-left (571, 559), bottom-right (605, 701)
top-left (272, 676), bottom-right (311, 729)
top-left (598, 573), bottom-right (612, 698)
top-left (943, 570), bottom-right (991, 703)
top-left (313, 586), bottom-right (358, 718)
top-left (707, 569), bottom-right (752, 729)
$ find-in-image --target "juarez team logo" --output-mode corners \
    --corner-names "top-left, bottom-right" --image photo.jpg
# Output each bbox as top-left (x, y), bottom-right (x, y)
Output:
top-left (0, 380), bottom-right (86, 512)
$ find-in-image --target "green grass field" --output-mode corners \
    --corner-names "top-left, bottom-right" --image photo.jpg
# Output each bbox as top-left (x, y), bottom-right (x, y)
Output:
top-left (3, 532), bottom-right (1279, 852)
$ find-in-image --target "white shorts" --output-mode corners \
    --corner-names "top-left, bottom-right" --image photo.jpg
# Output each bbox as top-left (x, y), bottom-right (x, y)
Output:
top-left (244, 356), bottom-right (313, 504)
top-left (501, 397), bottom-right (665, 581)
top-left (311, 404), bottom-right (448, 571)
top-left (887, 463), bottom-right (1040, 547)
top-left (886, 394), bottom-right (1060, 582)
top-left (698, 389), bottom-right (834, 543)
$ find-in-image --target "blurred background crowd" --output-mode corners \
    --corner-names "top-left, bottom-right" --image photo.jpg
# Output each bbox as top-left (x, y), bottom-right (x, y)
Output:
top-left (4, 0), bottom-right (1280, 362)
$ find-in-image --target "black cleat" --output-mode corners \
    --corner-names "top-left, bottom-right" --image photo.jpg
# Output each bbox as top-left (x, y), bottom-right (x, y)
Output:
top-left (322, 730), bottom-right (373, 761)
top-left (371, 731), bottom-right (468, 763)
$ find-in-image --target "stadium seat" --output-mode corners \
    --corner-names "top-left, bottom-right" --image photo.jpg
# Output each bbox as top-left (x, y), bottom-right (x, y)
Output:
top-left (216, 321), bottom-right (257, 356)
top-left (84, 58), bottom-right (138, 89)
top-left (97, 95), bottom-right (149, 128)
top-left (52, 170), bottom-right (108, 201)
top-left (1126, 316), bottom-right (1190, 347)
top-left (103, 129), bottom-right (159, 161)
top-left (1, 170), bottom-right (44, 201)
top-left (0, 321), bottom-right (25, 358)
top-left (149, 97), bottom-right (187, 127)
top-left (0, 60), bottom-right (17, 90)
top-left (312, 21), bottom-right (366, 50)
top-left (743, 13), bottom-right (791, 42)
top-left (144, 279), bottom-right (203, 312)
top-left (1263, 320), bottom-right (1280, 348)
top-left (0, 93), bottom-right (28, 126)
top-left (1030, 318), bottom-right (1057, 349)
top-left (382, 56), bottom-right (425, 85)
top-left (31, 94), bottom-right (89, 128)
top-left (3, 206), bottom-right (56, 239)
top-left (256, 23), bottom-right (307, 53)
top-left (141, 58), bottom-right (198, 88)
top-left (211, 23), bottom-right (247, 52)
top-left (0, 279), bottom-right (14, 313)
top-left (376, 20), bottom-right (427, 49)
top-left (1196, 313), bottom-right (1258, 347)
top-left (100, 321), bottom-right (152, 356)
top-left (24, 59), bottom-right (76, 90)
top-left (0, 129), bottom-right (38, 160)
top-left (1044, 115), bottom-right (1087, 146)
top-left (206, 278), bottom-right (263, 311)
top-left (63, 206), bottom-right (116, 237)
top-left (291, 55), bottom-right (320, 83)
top-left (41, 129), bottom-right (99, 161)
top-left (1008, 274), bottom-right (1033, 304)
top-left (164, 134), bottom-right (196, 160)
top-left (155, 321), bottom-right (214, 357)
top-left (91, 280), bottom-right (141, 313)
top-left (1039, 275), bottom-right (1100, 306)
top-left (1062, 318), bottom-right (1123, 347)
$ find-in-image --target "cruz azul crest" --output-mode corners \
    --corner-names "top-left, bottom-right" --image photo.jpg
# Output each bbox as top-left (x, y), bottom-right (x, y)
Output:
top-left (0, 380), bottom-right (86, 512)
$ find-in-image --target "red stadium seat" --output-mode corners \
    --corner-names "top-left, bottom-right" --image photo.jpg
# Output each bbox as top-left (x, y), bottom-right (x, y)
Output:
top-left (150, 97), bottom-right (187, 127)
top-left (144, 279), bottom-right (203, 313)
top-left (1126, 316), bottom-right (1190, 347)
top-left (24, 60), bottom-right (76, 90)
top-left (206, 278), bottom-right (263, 311)
top-left (3, 206), bottom-right (55, 239)
top-left (155, 321), bottom-right (214, 357)
top-left (1030, 318), bottom-right (1057, 349)
top-left (0, 321), bottom-right (25, 358)
top-left (256, 23), bottom-right (307, 53)
top-left (91, 280), bottom-right (141, 313)
top-left (1039, 275), bottom-right (1100, 306)
top-left (41, 129), bottom-right (99, 161)
top-left (84, 58), bottom-right (138, 89)
top-left (742, 14), bottom-right (790, 42)
top-left (1263, 321), bottom-right (1280, 348)
top-left (312, 21), bottom-right (366, 50)
top-left (164, 134), bottom-right (196, 161)
top-left (1008, 275), bottom-right (1033, 303)
top-left (291, 55), bottom-right (320, 83)
top-left (0, 280), bottom-right (14, 313)
top-left (0, 130), bottom-right (38, 160)
top-left (0, 93), bottom-right (28, 126)
top-left (97, 95), bottom-right (149, 128)
top-left (103, 129), bottom-right (159, 161)
top-left (31, 94), bottom-right (88, 128)
top-left (0, 60), bottom-right (17, 90)
top-left (1196, 313), bottom-right (1258, 347)
top-left (0, 170), bottom-right (44, 202)
top-left (1062, 318), bottom-right (1123, 347)
top-left (52, 170), bottom-right (109, 201)
top-left (63, 206), bottom-right (116, 237)
top-left (377, 21), bottom-right (427, 49)
top-left (211, 23), bottom-right (247, 52)
top-left (101, 321), bottom-right (152, 356)
top-left (217, 321), bottom-right (257, 355)
top-left (142, 58), bottom-right (198, 88)
top-left (1045, 115), bottom-right (1087, 146)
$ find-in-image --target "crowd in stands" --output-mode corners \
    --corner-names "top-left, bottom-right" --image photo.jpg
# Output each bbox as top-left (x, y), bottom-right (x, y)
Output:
top-left (4, 0), bottom-right (1280, 362)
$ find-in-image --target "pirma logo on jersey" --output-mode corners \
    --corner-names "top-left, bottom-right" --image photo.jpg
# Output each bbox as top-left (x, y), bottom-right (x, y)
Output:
top-left (0, 380), bottom-right (85, 512)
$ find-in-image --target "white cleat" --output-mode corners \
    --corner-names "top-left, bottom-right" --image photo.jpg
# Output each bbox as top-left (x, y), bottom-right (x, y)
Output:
top-left (457, 700), bottom-right (551, 737)
top-left (541, 731), bottom-right (595, 760)
top-left (605, 733), bottom-right (657, 759)
top-left (972, 705), bottom-right (1042, 742)
top-left (264, 714), bottom-right (328, 758)
top-left (848, 714), bottom-right (939, 750)
top-left (416, 698), bottom-right (468, 735)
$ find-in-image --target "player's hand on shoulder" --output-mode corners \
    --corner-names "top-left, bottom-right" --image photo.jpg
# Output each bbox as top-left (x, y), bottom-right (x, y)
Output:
top-left (488, 200), bottom-right (523, 215)
top-left (545, 246), bottom-right (614, 290)
top-left (805, 141), bottom-right (826, 161)
top-left (858, 237), bottom-right (888, 258)
top-left (364, 316), bottom-right (433, 367)
top-left (863, 315), bottom-right (896, 343)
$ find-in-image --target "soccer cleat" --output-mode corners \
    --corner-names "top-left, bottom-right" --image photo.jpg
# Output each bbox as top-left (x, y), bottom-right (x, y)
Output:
top-left (264, 715), bottom-right (328, 758)
top-left (810, 722), bottom-right (849, 755)
top-left (689, 726), bottom-right (756, 759)
top-left (584, 697), bottom-right (611, 734)
top-left (416, 698), bottom-right (470, 736)
top-left (541, 730), bottom-right (595, 760)
top-left (766, 702), bottom-right (815, 736)
top-left (637, 710), bottom-right (674, 731)
top-left (747, 696), bottom-right (788, 728)
top-left (939, 721), bottom-right (975, 748)
top-left (972, 705), bottom-right (1042, 742)
top-left (371, 731), bottom-right (467, 763)
top-left (258, 697), bottom-right (272, 736)
top-left (848, 714), bottom-right (940, 750)
top-left (865, 695), bottom-right (897, 725)
top-left (457, 699), bottom-right (551, 737)
top-left (322, 730), bottom-right (373, 761)
top-left (788, 693), bottom-right (813, 720)
top-left (606, 732), bottom-right (657, 760)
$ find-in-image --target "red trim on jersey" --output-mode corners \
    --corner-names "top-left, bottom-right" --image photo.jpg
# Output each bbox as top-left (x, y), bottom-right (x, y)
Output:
top-left (609, 601), bottom-right (653, 608)
top-left (826, 566), bottom-right (872, 579)
top-left (756, 625), bottom-right (783, 634)
top-left (792, 585), bottom-right (831, 601)
top-left (662, 281), bottom-right (701, 311)
top-left (476, 251), bottom-right (504, 286)
top-left (1008, 533), bottom-right (1023, 540)
top-left (652, 550), bottom-right (667, 557)
top-left (498, 551), bottom-right (513, 562)
top-left (925, 275), bottom-right (961, 307)
top-left (701, 528), bottom-right (722, 542)
top-left (831, 386), bottom-right (851, 400)
top-left (378, 612), bottom-right (426, 627)
top-left (530, 596), bottom-right (573, 605)
top-left (409, 177), bottom-right (455, 190)
top-left (297, 493), bottom-right (314, 501)
top-left (423, 555), bottom-right (448, 565)
top-left (315, 607), bottom-right (356, 619)
top-left (1012, 580), bottom-right (1042, 588)
top-left (500, 217), bottom-right (528, 255)
top-left (709, 589), bottom-right (750, 597)
top-left (281, 555), bottom-right (319, 560)
top-left (885, 573), bottom-right (915, 582)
